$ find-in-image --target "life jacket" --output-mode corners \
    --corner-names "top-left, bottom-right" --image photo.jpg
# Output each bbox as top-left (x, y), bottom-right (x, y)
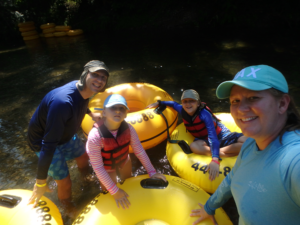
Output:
top-left (94, 119), bottom-right (131, 170)
top-left (181, 103), bottom-right (222, 139)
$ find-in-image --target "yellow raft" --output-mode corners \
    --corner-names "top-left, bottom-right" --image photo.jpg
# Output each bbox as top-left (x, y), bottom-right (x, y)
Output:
top-left (72, 175), bottom-right (232, 225)
top-left (167, 113), bottom-right (241, 194)
top-left (81, 83), bottom-right (178, 152)
top-left (0, 189), bottom-right (62, 225)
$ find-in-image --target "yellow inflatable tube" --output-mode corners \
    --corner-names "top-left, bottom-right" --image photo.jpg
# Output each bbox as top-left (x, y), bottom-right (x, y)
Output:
top-left (167, 113), bottom-right (241, 194)
top-left (81, 83), bottom-right (178, 152)
top-left (54, 32), bottom-right (67, 37)
top-left (23, 35), bottom-right (39, 41)
top-left (55, 26), bottom-right (71, 32)
top-left (21, 30), bottom-right (38, 37)
top-left (67, 29), bottom-right (83, 36)
top-left (19, 26), bottom-right (35, 32)
top-left (18, 21), bottom-right (34, 27)
top-left (43, 28), bottom-right (56, 34)
top-left (45, 33), bottom-right (55, 38)
top-left (72, 175), bottom-right (232, 225)
top-left (0, 189), bottom-right (62, 225)
top-left (40, 23), bottom-right (55, 29)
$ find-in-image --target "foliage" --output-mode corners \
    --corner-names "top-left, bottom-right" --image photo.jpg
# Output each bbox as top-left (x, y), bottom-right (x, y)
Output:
top-left (0, 1), bottom-right (21, 42)
top-left (1, 0), bottom-right (300, 43)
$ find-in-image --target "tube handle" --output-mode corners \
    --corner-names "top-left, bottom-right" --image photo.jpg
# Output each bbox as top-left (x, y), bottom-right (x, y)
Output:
top-left (140, 178), bottom-right (169, 189)
top-left (0, 195), bottom-right (21, 208)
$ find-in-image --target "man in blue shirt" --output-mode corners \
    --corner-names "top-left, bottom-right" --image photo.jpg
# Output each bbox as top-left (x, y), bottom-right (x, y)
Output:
top-left (27, 60), bottom-right (109, 217)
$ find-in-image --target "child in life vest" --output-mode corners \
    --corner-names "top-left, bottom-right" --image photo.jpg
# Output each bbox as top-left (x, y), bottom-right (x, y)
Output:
top-left (147, 89), bottom-right (247, 181)
top-left (86, 94), bottom-right (167, 209)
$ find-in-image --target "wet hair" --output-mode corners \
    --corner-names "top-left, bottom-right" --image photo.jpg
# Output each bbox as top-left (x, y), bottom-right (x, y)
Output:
top-left (268, 88), bottom-right (300, 142)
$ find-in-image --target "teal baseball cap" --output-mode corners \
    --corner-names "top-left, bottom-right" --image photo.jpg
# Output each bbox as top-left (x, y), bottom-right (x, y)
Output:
top-left (216, 65), bottom-right (289, 99)
top-left (104, 94), bottom-right (129, 110)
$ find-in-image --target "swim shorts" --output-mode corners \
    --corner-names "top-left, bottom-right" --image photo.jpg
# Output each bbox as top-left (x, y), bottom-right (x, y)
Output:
top-left (35, 134), bottom-right (86, 180)
top-left (194, 122), bottom-right (243, 148)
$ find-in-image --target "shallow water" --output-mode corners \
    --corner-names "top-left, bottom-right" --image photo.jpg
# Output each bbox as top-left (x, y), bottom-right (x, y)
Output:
top-left (1, 30), bottom-right (300, 224)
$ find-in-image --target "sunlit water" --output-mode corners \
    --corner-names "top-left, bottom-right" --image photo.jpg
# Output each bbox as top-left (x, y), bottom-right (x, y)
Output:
top-left (1, 30), bottom-right (300, 224)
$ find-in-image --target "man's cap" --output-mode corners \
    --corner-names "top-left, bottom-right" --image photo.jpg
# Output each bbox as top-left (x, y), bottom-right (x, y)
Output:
top-left (84, 60), bottom-right (109, 75)
top-left (181, 89), bottom-right (200, 101)
top-left (104, 94), bottom-right (129, 110)
top-left (216, 65), bottom-right (288, 99)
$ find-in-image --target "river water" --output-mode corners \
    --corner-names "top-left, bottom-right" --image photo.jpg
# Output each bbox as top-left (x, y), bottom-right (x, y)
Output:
top-left (1, 29), bottom-right (300, 224)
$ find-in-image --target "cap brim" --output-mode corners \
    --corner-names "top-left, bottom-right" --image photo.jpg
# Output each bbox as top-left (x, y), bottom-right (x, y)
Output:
top-left (105, 102), bottom-right (129, 110)
top-left (216, 80), bottom-right (271, 99)
top-left (89, 67), bottom-right (109, 74)
top-left (181, 96), bottom-right (199, 101)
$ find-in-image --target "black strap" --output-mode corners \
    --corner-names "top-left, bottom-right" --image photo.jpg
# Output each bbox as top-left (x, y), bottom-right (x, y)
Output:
top-left (97, 126), bottom-right (103, 138)
top-left (154, 105), bottom-right (192, 154)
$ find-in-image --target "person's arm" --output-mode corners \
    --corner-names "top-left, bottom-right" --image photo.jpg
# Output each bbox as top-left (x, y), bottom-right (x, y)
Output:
top-left (283, 149), bottom-right (300, 207)
top-left (290, 160), bottom-right (300, 207)
top-left (88, 112), bottom-right (102, 122)
top-left (28, 100), bottom-right (72, 207)
top-left (84, 107), bottom-right (102, 123)
top-left (87, 127), bottom-right (131, 209)
top-left (201, 109), bottom-right (220, 159)
top-left (37, 100), bottom-right (73, 179)
top-left (146, 101), bottom-right (182, 113)
top-left (190, 163), bottom-right (237, 223)
top-left (204, 144), bottom-right (245, 215)
top-left (128, 124), bottom-right (167, 181)
top-left (129, 124), bottom-right (156, 176)
top-left (86, 127), bottom-right (119, 194)
top-left (191, 141), bottom-right (248, 224)
top-left (86, 108), bottom-right (92, 114)
top-left (160, 101), bottom-right (182, 113)
top-left (87, 107), bottom-right (102, 122)
top-left (201, 109), bottom-right (221, 181)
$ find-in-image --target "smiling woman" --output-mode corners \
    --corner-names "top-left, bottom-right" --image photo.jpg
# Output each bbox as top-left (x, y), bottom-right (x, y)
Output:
top-left (190, 65), bottom-right (300, 225)
top-left (229, 86), bottom-right (289, 149)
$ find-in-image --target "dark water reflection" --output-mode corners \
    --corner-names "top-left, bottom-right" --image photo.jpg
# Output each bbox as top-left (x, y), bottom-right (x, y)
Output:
top-left (1, 30), bottom-right (300, 224)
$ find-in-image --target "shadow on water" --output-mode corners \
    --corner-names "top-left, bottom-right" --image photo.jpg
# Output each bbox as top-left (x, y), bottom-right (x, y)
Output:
top-left (1, 29), bottom-right (300, 224)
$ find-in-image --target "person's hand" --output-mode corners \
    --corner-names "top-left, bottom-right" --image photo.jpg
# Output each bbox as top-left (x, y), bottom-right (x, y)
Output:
top-left (205, 160), bottom-right (220, 181)
top-left (150, 173), bottom-right (167, 182)
top-left (28, 182), bottom-right (53, 208)
top-left (90, 112), bottom-right (102, 122)
top-left (190, 203), bottom-right (218, 225)
top-left (112, 188), bottom-right (130, 209)
top-left (146, 102), bottom-right (159, 109)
